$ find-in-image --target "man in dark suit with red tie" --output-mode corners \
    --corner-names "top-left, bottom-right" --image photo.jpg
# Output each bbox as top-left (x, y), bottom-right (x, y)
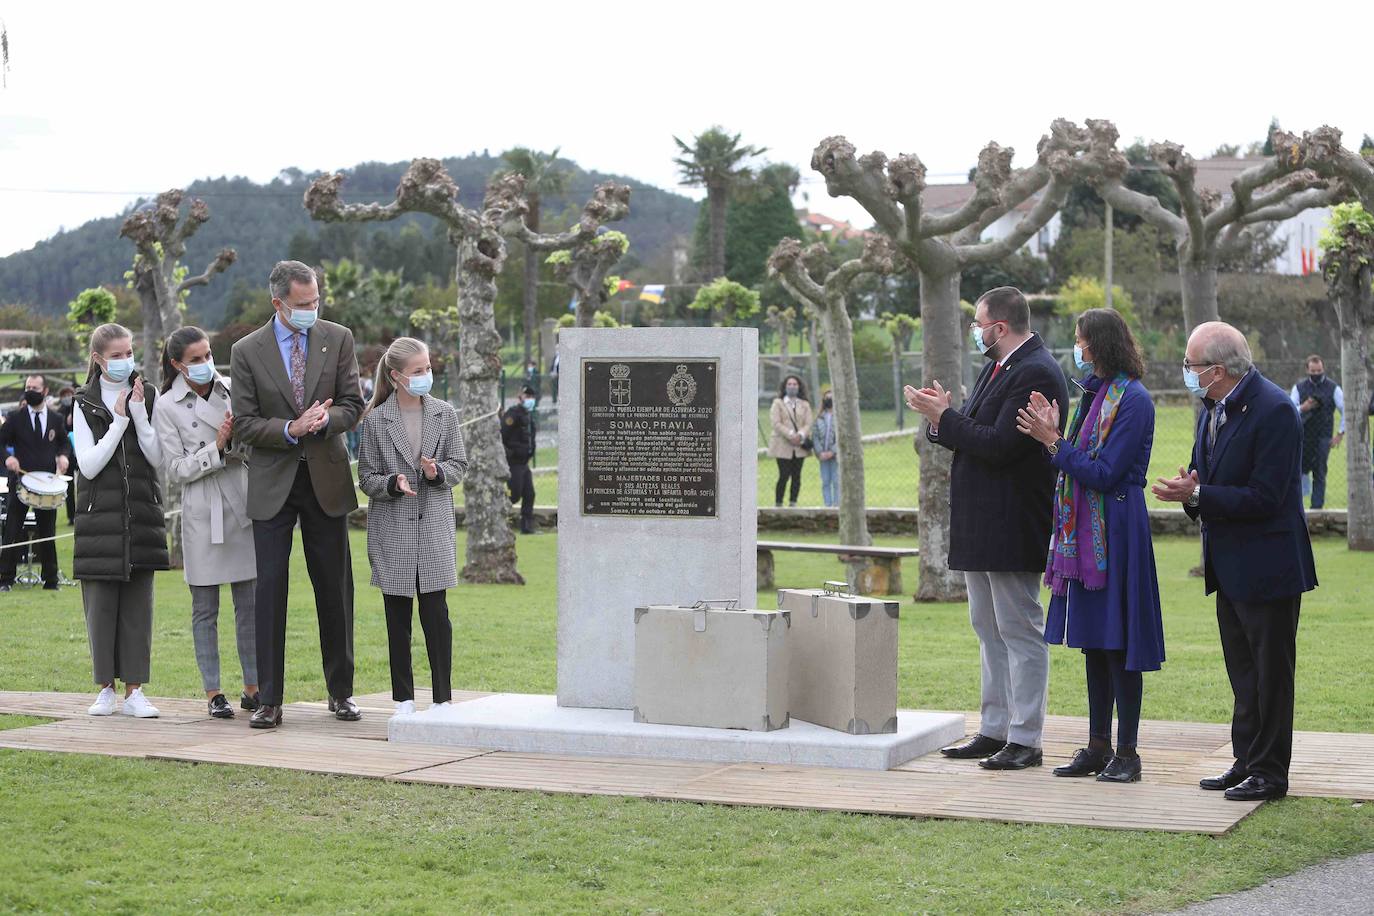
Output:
top-left (907, 287), bottom-right (1069, 770)
top-left (0, 374), bottom-right (75, 590)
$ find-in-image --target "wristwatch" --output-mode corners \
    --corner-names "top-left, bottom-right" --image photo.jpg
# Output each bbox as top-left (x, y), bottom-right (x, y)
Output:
top-left (1186, 484), bottom-right (1201, 508)
top-left (1046, 439), bottom-right (1060, 457)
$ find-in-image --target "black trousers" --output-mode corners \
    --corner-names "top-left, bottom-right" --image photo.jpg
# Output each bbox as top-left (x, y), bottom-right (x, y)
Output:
top-left (1303, 439), bottom-right (1331, 508)
top-left (252, 463), bottom-right (354, 706)
top-left (1084, 648), bottom-right (1142, 750)
top-left (775, 457), bottom-right (804, 505)
top-left (508, 461), bottom-right (535, 520)
top-left (0, 492), bottom-right (57, 585)
top-left (1217, 590), bottom-right (1301, 786)
top-left (384, 587), bottom-right (452, 704)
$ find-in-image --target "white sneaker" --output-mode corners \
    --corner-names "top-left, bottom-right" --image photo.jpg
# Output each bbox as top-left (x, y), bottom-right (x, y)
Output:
top-left (88, 686), bottom-right (116, 716)
top-left (120, 688), bottom-right (160, 718)
top-left (393, 700), bottom-right (416, 717)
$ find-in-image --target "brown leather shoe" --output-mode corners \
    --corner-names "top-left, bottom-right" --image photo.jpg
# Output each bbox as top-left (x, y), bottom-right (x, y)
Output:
top-left (249, 704), bottom-right (282, 729)
top-left (328, 696), bottom-right (362, 721)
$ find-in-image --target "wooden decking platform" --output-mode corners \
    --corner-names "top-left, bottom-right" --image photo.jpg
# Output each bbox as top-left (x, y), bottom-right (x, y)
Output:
top-left (2, 691), bottom-right (1370, 835)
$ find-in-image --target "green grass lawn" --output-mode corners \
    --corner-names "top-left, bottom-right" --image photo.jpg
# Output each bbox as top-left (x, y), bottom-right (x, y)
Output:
top-left (0, 530), bottom-right (1370, 914)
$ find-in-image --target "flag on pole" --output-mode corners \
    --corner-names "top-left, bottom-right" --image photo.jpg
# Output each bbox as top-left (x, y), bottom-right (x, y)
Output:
top-left (639, 284), bottom-right (665, 304)
top-left (616, 279), bottom-right (637, 293)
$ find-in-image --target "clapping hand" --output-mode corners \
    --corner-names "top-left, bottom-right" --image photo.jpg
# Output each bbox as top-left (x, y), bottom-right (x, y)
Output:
top-left (1015, 391), bottom-right (1061, 447)
top-left (420, 456), bottom-right (439, 481)
top-left (394, 473), bottom-right (417, 496)
top-left (1151, 465), bottom-right (1199, 503)
top-left (215, 412), bottom-right (234, 451)
top-left (114, 388), bottom-right (131, 418)
top-left (129, 377), bottom-right (145, 404)
top-left (56, 455), bottom-right (69, 475)
top-left (288, 399), bottom-right (332, 439)
top-left (905, 380), bottom-right (952, 425)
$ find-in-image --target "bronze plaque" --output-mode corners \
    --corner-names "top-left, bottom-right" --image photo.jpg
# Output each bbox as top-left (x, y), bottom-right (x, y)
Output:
top-left (581, 359), bottom-right (718, 517)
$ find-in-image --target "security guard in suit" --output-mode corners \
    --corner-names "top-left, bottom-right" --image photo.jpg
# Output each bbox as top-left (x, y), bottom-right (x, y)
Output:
top-left (0, 374), bottom-right (75, 590)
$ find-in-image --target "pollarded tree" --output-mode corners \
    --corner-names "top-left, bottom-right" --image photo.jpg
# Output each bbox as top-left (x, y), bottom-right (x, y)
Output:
top-left (674, 126), bottom-right (766, 281)
top-left (770, 236), bottom-right (899, 577)
top-left (1316, 202), bottom-right (1374, 551)
top-left (688, 277), bottom-right (761, 327)
top-left (500, 147), bottom-right (569, 361)
top-left (119, 189), bottom-right (237, 388)
top-left (305, 159), bottom-right (628, 583)
top-left (545, 230), bottom-right (630, 327)
top-left (809, 119), bottom-right (1092, 600)
top-left (1079, 120), bottom-right (1347, 332)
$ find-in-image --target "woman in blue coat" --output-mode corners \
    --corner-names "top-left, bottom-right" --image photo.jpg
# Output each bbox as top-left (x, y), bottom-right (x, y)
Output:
top-left (1017, 307), bottom-right (1163, 784)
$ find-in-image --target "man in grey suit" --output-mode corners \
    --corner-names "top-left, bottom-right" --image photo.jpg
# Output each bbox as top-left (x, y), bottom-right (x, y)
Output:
top-left (231, 260), bottom-right (365, 728)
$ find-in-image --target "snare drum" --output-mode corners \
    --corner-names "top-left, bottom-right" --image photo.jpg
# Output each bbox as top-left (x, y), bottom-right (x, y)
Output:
top-left (17, 472), bottom-right (69, 511)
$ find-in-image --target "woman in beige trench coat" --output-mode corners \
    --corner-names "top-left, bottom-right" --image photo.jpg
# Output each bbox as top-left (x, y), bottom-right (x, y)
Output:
top-left (152, 327), bottom-right (258, 719)
top-left (768, 374), bottom-right (813, 507)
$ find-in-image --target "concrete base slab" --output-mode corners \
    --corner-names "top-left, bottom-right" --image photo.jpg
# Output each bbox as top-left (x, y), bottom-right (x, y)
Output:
top-left (388, 693), bottom-right (965, 771)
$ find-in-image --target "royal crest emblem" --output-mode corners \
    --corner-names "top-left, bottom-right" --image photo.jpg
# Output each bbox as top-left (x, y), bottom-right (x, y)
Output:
top-left (609, 363), bottom-right (632, 406)
top-left (667, 364), bottom-right (697, 406)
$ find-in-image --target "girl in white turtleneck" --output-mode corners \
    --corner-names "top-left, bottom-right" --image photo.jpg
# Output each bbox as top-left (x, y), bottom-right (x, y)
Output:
top-left (71, 323), bottom-right (169, 719)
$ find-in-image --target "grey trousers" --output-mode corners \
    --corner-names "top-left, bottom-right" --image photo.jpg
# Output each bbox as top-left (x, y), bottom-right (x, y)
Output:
top-left (965, 570), bottom-right (1049, 748)
top-left (190, 580), bottom-right (258, 693)
top-left (81, 571), bottom-right (155, 686)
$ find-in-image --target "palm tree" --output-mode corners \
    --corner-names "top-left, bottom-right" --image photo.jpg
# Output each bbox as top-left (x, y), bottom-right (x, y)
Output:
top-left (673, 127), bottom-right (766, 282)
top-left (500, 147), bottom-right (569, 364)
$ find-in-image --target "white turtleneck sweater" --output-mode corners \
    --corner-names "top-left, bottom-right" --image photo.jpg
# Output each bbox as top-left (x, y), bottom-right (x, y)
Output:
top-left (72, 376), bottom-right (162, 479)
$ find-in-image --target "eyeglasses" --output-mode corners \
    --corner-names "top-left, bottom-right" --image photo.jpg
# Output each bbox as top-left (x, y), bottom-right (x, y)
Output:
top-left (970, 319), bottom-right (1004, 330)
top-left (1181, 360), bottom-right (1218, 371)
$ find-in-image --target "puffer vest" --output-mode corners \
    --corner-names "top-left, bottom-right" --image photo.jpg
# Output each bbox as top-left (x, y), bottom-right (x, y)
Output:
top-left (73, 376), bottom-right (170, 581)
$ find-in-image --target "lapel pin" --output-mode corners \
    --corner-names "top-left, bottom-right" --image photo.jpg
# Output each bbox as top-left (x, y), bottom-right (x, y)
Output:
top-left (321, 346), bottom-right (328, 353)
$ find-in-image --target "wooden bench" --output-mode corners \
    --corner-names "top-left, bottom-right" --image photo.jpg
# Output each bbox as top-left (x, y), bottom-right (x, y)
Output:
top-left (756, 540), bottom-right (920, 596)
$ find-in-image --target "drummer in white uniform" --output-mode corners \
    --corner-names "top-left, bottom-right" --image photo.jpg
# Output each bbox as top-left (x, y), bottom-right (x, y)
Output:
top-left (0, 374), bottom-right (74, 591)
top-left (153, 326), bottom-right (259, 719)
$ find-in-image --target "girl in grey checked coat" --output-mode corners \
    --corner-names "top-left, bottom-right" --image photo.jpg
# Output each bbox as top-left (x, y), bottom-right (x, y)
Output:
top-left (356, 338), bottom-right (468, 716)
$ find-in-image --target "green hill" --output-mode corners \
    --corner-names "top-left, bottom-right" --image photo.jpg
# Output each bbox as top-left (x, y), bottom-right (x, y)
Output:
top-left (0, 153), bottom-right (698, 326)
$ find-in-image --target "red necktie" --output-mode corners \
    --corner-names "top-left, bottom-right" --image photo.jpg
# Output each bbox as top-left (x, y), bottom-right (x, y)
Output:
top-left (990, 362), bottom-right (1003, 381)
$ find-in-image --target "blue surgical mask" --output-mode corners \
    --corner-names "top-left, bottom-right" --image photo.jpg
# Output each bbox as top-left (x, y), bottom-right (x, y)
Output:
top-left (103, 358), bottom-right (136, 383)
top-left (186, 361), bottom-right (216, 385)
top-left (971, 325), bottom-right (990, 355)
top-left (405, 372), bottom-right (433, 397)
top-left (287, 307), bottom-right (317, 331)
top-left (522, 397), bottom-right (536, 410)
top-left (1183, 365), bottom-right (1214, 399)
top-left (1073, 345), bottom-right (1092, 373)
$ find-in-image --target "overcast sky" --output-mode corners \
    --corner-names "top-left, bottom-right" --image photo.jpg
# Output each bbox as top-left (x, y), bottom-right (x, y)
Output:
top-left (3, 1), bottom-right (1373, 258)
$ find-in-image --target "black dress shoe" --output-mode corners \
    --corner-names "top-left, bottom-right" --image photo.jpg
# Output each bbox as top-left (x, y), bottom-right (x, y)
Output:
top-left (208, 694), bottom-right (235, 719)
top-left (249, 704), bottom-right (282, 729)
top-left (1225, 774), bottom-right (1287, 801)
top-left (940, 734), bottom-right (1005, 759)
top-left (1199, 763), bottom-right (1247, 791)
top-left (240, 691), bottom-right (260, 711)
top-left (980, 742), bottom-right (1043, 770)
top-left (1053, 747), bottom-right (1110, 777)
top-left (42, 582), bottom-right (59, 591)
top-left (1097, 754), bottom-right (1142, 783)
top-left (328, 696), bottom-right (362, 721)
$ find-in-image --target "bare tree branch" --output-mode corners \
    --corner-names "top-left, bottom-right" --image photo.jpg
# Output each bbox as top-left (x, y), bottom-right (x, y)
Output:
top-left (1239, 184), bottom-right (1351, 224)
top-left (1286, 125), bottom-right (1374, 207)
top-left (919, 142), bottom-right (1013, 237)
top-left (955, 174), bottom-right (1072, 266)
top-left (810, 138), bottom-right (906, 238)
top-left (176, 247), bottom-right (237, 294)
top-left (767, 237), bottom-right (828, 304)
top-left (503, 180), bottom-right (631, 251)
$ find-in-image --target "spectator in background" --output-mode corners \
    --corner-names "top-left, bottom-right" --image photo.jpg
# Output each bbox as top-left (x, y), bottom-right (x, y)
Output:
top-left (768, 374), bottom-right (812, 507)
top-left (502, 384), bottom-right (537, 534)
top-left (524, 359), bottom-right (542, 406)
top-left (813, 388), bottom-right (839, 508)
top-left (1290, 355), bottom-right (1345, 509)
top-left (58, 385), bottom-right (78, 525)
top-left (549, 350), bottom-right (560, 404)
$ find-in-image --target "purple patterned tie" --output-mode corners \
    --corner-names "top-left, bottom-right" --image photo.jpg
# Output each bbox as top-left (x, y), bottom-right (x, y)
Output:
top-left (290, 332), bottom-right (306, 412)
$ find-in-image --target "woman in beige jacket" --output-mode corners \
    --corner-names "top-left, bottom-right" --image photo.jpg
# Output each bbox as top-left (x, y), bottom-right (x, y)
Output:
top-left (153, 326), bottom-right (258, 719)
top-left (768, 374), bottom-right (813, 507)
